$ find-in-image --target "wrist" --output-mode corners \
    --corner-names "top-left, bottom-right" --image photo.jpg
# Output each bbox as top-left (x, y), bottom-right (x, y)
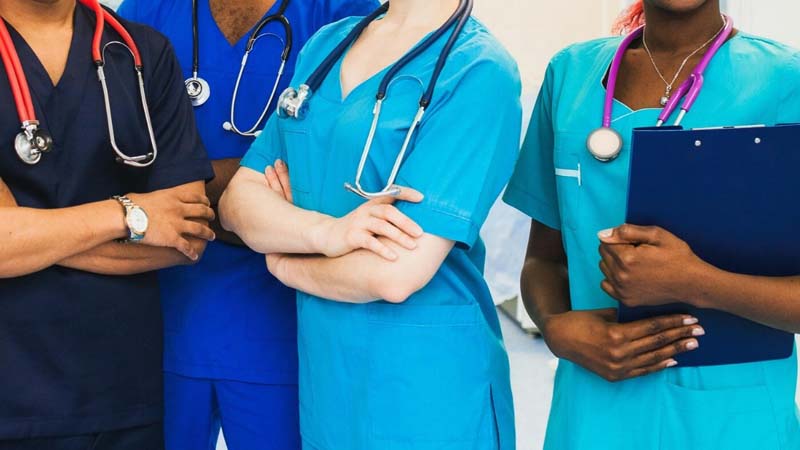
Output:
top-left (306, 214), bottom-right (334, 255)
top-left (683, 261), bottom-right (722, 308)
top-left (101, 199), bottom-right (130, 241)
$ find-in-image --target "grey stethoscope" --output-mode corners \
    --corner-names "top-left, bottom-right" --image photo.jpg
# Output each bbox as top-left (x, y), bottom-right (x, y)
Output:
top-left (276, 0), bottom-right (474, 199)
top-left (185, 0), bottom-right (293, 137)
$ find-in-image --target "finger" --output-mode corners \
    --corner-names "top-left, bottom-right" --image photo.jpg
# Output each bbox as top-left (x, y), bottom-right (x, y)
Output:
top-left (391, 186), bottom-right (424, 203)
top-left (621, 314), bottom-right (699, 340)
top-left (184, 221), bottom-right (216, 242)
top-left (594, 308), bottom-right (618, 322)
top-left (176, 237), bottom-right (199, 261)
top-left (625, 358), bottom-right (678, 380)
top-left (601, 279), bottom-right (622, 299)
top-left (264, 166), bottom-right (285, 196)
top-left (183, 203), bottom-right (216, 221)
top-left (598, 224), bottom-right (662, 245)
top-left (366, 218), bottom-right (417, 250)
top-left (179, 192), bottom-right (211, 206)
top-left (626, 324), bottom-right (705, 356)
top-left (360, 234), bottom-right (398, 261)
top-left (599, 242), bottom-right (627, 269)
top-left (599, 259), bottom-right (615, 282)
top-left (274, 159), bottom-right (293, 204)
top-left (371, 205), bottom-right (423, 238)
top-left (628, 338), bottom-right (699, 369)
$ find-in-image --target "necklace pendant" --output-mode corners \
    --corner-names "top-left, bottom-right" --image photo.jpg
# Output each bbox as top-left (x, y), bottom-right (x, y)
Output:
top-left (660, 96), bottom-right (669, 106)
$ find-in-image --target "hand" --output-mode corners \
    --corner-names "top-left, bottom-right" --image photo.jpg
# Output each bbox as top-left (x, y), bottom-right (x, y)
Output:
top-left (544, 309), bottom-right (703, 382)
top-left (265, 159), bottom-right (425, 261)
top-left (264, 159), bottom-right (293, 204)
top-left (598, 224), bottom-right (705, 308)
top-left (265, 252), bottom-right (288, 279)
top-left (0, 178), bottom-right (17, 207)
top-left (128, 189), bottom-right (216, 260)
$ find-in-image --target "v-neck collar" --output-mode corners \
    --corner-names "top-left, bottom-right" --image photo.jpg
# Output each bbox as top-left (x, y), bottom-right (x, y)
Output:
top-left (6, 4), bottom-right (91, 104)
top-left (202, 0), bottom-right (283, 52)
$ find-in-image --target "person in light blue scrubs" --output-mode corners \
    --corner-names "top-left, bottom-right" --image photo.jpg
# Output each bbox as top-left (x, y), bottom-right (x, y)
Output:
top-left (504, 1), bottom-right (800, 449)
top-left (116, 1), bottom-right (377, 449)
top-left (218, 1), bottom-right (522, 448)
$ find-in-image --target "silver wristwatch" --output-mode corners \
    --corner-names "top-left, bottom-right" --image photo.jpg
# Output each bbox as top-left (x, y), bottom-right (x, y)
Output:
top-left (113, 195), bottom-right (149, 243)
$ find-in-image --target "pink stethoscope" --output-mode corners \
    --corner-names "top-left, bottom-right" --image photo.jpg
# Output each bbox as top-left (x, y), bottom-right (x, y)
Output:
top-left (0, 0), bottom-right (158, 167)
top-left (586, 15), bottom-right (734, 162)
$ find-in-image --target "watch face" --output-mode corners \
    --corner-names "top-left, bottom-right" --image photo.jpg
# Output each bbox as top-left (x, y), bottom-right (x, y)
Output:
top-left (127, 208), bottom-right (149, 235)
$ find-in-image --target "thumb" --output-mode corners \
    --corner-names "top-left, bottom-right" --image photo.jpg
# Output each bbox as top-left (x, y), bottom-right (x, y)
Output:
top-left (598, 224), bottom-right (660, 245)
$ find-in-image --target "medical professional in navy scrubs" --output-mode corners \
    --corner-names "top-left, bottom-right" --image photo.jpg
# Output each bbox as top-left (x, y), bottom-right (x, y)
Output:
top-left (117, 1), bottom-right (377, 449)
top-left (0, 0), bottom-right (215, 449)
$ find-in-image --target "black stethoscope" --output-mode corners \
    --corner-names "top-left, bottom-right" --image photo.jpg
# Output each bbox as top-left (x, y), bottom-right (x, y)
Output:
top-left (0, 0), bottom-right (158, 167)
top-left (276, 0), bottom-right (474, 199)
top-left (185, 0), bottom-right (293, 138)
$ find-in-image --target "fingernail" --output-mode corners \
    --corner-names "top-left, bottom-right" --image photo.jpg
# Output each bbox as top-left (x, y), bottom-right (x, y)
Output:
top-left (598, 228), bottom-right (614, 239)
top-left (666, 359), bottom-right (678, 367)
top-left (211, 234), bottom-right (217, 241)
top-left (692, 327), bottom-right (705, 336)
top-left (683, 317), bottom-right (699, 325)
top-left (275, 160), bottom-right (284, 168)
top-left (266, 165), bottom-right (273, 173)
top-left (686, 340), bottom-right (699, 350)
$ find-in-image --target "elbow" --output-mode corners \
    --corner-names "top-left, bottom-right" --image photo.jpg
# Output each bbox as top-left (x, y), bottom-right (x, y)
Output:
top-left (218, 187), bottom-right (236, 233)
top-left (373, 272), bottom-right (432, 304)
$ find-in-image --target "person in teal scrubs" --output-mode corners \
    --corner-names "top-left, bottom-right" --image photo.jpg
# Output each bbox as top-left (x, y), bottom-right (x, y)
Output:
top-left (504, 1), bottom-right (800, 449)
top-left (218, 1), bottom-right (522, 448)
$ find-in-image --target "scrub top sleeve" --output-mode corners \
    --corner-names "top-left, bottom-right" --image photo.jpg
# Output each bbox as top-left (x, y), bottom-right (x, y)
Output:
top-left (395, 61), bottom-right (522, 249)
top-left (240, 114), bottom-right (284, 173)
top-left (144, 38), bottom-right (214, 192)
top-left (502, 61), bottom-right (561, 230)
top-left (777, 52), bottom-right (800, 124)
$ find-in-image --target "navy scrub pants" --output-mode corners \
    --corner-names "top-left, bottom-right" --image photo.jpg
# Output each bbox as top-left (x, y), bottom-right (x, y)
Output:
top-left (0, 422), bottom-right (164, 450)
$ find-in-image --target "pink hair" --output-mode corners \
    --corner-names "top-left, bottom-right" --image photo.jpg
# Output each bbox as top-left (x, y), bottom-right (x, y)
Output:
top-left (612, 1), bottom-right (645, 35)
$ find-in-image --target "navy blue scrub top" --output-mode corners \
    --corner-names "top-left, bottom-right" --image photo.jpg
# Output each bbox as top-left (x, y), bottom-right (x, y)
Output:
top-left (0, 5), bottom-right (213, 439)
top-left (118, 0), bottom-right (378, 384)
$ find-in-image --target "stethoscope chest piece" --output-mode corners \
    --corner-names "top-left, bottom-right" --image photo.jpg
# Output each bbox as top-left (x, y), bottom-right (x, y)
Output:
top-left (277, 85), bottom-right (311, 120)
top-left (14, 129), bottom-right (52, 165)
top-left (587, 127), bottom-right (623, 162)
top-left (185, 76), bottom-right (210, 107)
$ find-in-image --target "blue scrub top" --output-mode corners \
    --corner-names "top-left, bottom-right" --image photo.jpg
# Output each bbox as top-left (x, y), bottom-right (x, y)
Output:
top-left (242, 17), bottom-right (521, 450)
top-left (0, 5), bottom-right (212, 439)
top-left (505, 34), bottom-right (800, 450)
top-left (118, 0), bottom-right (379, 384)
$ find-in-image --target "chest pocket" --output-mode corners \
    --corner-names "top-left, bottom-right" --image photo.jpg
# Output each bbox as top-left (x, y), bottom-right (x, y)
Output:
top-left (554, 132), bottom-right (584, 231)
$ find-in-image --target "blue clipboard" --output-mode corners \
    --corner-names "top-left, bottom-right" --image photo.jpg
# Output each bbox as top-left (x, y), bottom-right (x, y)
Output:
top-left (622, 123), bottom-right (800, 367)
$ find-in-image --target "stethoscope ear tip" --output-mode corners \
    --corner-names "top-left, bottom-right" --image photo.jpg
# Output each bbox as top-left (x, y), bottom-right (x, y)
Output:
top-left (222, 122), bottom-right (233, 131)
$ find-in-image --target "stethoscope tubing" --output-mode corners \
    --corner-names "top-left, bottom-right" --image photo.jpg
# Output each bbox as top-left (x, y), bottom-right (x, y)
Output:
top-left (0, 19), bottom-right (36, 125)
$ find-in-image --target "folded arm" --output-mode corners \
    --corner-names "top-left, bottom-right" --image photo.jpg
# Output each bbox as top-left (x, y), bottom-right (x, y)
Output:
top-left (0, 179), bottom-right (213, 278)
top-left (269, 234), bottom-right (453, 303)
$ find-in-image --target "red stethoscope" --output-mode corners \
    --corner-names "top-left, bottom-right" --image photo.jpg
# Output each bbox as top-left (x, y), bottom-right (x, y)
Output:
top-left (0, 0), bottom-right (158, 167)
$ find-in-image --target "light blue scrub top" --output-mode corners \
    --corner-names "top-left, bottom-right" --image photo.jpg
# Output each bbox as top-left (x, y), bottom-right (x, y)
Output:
top-left (117, 0), bottom-right (378, 384)
top-left (242, 17), bottom-right (522, 450)
top-left (504, 34), bottom-right (800, 450)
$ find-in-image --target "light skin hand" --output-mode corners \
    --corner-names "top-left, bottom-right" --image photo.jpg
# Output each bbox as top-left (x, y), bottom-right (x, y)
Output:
top-left (265, 159), bottom-right (425, 261)
top-left (597, 224), bottom-right (706, 308)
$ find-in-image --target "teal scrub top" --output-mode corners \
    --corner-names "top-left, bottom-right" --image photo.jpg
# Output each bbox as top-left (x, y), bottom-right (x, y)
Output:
top-left (242, 17), bottom-right (522, 450)
top-left (504, 34), bottom-right (800, 450)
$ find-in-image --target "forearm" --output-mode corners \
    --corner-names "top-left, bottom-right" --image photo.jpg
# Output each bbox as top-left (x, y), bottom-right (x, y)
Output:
top-left (220, 169), bottom-right (330, 254)
top-left (207, 158), bottom-right (241, 206)
top-left (520, 257), bottom-right (572, 334)
top-left (58, 240), bottom-right (204, 275)
top-left (687, 265), bottom-right (800, 333)
top-left (0, 201), bottom-right (126, 278)
top-left (271, 235), bottom-right (451, 304)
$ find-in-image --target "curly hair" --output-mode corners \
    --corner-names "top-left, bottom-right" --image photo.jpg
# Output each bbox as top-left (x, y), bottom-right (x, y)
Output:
top-left (612, 1), bottom-right (645, 35)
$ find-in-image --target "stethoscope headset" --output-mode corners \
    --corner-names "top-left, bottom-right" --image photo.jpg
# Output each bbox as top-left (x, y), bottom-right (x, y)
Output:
top-left (185, 0), bottom-right (293, 138)
top-left (587, 14), bottom-right (734, 162)
top-left (0, 0), bottom-right (158, 167)
top-left (276, 0), bottom-right (474, 199)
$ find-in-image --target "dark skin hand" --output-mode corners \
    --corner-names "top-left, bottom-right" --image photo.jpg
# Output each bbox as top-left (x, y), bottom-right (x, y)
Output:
top-left (521, 221), bottom-right (702, 382)
top-left (599, 224), bottom-right (800, 333)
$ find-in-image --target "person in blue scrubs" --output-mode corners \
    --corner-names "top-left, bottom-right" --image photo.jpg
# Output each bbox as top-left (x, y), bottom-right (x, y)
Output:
top-left (0, 0), bottom-right (215, 449)
top-left (504, 1), bottom-right (800, 449)
top-left (116, 1), bottom-right (377, 449)
top-left (219, 1), bottom-right (522, 448)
